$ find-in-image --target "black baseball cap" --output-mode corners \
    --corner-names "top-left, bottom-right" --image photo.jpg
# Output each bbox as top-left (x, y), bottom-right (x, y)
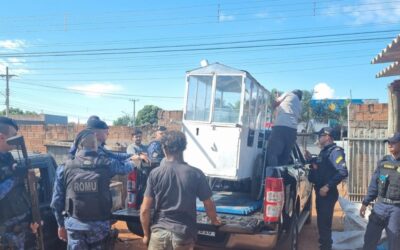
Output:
top-left (87, 118), bottom-right (109, 130)
top-left (315, 127), bottom-right (333, 137)
top-left (384, 132), bottom-right (400, 144)
top-left (0, 116), bottom-right (18, 131)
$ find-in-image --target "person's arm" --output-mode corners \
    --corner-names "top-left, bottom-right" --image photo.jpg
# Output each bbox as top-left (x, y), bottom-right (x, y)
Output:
top-left (109, 158), bottom-right (135, 176)
top-left (0, 178), bottom-right (14, 200)
top-left (326, 149), bottom-right (349, 190)
top-left (141, 173), bottom-right (156, 245)
top-left (360, 166), bottom-right (380, 217)
top-left (50, 165), bottom-right (67, 241)
top-left (202, 198), bottom-right (221, 225)
top-left (140, 196), bottom-right (153, 245)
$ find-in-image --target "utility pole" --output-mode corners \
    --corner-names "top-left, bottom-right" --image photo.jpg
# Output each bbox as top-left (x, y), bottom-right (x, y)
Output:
top-left (0, 67), bottom-right (17, 117)
top-left (129, 99), bottom-right (139, 126)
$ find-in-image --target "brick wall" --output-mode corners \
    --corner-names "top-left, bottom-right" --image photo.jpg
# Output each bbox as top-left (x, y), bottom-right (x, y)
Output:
top-left (348, 103), bottom-right (388, 138)
top-left (18, 110), bottom-right (184, 153)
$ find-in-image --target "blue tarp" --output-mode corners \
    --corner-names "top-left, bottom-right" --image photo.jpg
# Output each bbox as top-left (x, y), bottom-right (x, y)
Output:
top-left (196, 192), bottom-right (262, 215)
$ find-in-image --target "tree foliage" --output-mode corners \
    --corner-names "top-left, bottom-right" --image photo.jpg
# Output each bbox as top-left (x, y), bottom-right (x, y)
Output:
top-left (0, 107), bottom-right (37, 115)
top-left (113, 114), bottom-right (133, 126)
top-left (135, 105), bottom-right (161, 126)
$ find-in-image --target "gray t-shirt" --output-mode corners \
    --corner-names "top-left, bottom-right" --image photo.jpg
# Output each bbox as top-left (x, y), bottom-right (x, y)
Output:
top-left (144, 160), bottom-right (212, 239)
top-left (274, 92), bottom-right (302, 129)
top-left (126, 143), bottom-right (147, 155)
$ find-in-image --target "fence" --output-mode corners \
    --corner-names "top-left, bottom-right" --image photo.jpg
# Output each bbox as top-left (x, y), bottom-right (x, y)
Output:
top-left (347, 129), bottom-right (387, 202)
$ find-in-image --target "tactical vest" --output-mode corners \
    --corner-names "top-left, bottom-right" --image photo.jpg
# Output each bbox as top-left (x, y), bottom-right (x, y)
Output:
top-left (314, 144), bottom-right (343, 188)
top-left (377, 156), bottom-right (400, 201)
top-left (0, 155), bottom-right (30, 224)
top-left (64, 156), bottom-right (113, 221)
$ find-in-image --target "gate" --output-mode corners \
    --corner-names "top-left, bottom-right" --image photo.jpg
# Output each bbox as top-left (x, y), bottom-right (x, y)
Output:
top-left (347, 129), bottom-right (387, 202)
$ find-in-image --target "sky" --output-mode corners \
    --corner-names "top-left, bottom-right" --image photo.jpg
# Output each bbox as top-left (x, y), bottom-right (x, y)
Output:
top-left (0, 0), bottom-right (399, 124)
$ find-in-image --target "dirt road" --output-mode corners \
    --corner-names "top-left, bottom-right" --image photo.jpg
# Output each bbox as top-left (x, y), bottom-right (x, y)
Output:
top-left (113, 202), bottom-right (344, 250)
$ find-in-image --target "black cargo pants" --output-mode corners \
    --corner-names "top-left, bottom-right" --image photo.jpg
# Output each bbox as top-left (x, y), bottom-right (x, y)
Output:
top-left (316, 188), bottom-right (338, 250)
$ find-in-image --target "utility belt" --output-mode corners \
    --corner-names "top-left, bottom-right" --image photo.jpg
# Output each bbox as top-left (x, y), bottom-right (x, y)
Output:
top-left (378, 197), bottom-right (400, 205)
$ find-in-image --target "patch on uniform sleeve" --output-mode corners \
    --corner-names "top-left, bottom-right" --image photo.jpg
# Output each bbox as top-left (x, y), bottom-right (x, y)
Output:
top-left (383, 164), bottom-right (395, 169)
top-left (152, 152), bottom-right (158, 158)
top-left (335, 156), bottom-right (343, 164)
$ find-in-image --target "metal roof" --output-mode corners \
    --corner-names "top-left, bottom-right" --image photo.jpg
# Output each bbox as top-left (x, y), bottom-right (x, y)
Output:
top-left (376, 61), bottom-right (400, 78)
top-left (371, 34), bottom-right (400, 64)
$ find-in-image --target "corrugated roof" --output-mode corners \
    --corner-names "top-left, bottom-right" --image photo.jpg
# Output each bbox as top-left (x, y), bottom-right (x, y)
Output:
top-left (376, 61), bottom-right (400, 78)
top-left (371, 34), bottom-right (400, 64)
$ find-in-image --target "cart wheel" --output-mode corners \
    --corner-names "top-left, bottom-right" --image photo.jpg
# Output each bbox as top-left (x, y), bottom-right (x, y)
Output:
top-left (251, 154), bottom-right (265, 200)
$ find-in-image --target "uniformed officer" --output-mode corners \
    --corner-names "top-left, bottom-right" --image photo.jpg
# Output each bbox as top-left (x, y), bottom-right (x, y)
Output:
top-left (51, 129), bottom-right (135, 249)
top-left (360, 132), bottom-right (400, 250)
top-left (147, 126), bottom-right (167, 167)
top-left (69, 116), bottom-right (132, 161)
top-left (305, 127), bottom-right (348, 250)
top-left (0, 116), bottom-right (38, 250)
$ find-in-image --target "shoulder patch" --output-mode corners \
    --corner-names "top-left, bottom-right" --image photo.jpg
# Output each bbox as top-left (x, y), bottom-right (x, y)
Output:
top-left (383, 164), bottom-right (395, 169)
top-left (335, 156), bottom-right (343, 164)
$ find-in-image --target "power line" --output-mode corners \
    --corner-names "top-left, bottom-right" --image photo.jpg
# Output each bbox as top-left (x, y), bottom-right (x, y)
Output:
top-left (0, 35), bottom-right (394, 58)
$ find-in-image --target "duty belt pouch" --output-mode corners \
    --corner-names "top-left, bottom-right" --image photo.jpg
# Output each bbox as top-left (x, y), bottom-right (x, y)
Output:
top-left (369, 211), bottom-right (387, 227)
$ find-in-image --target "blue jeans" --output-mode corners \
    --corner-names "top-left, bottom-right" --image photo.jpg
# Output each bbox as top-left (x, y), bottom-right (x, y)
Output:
top-left (149, 228), bottom-right (195, 250)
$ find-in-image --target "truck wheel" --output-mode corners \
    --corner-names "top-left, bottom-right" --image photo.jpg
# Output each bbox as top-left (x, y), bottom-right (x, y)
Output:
top-left (126, 221), bottom-right (144, 237)
top-left (305, 192), bottom-right (312, 225)
top-left (250, 154), bottom-right (264, 200)
top-left (288, 213), bottom-right (299, 250)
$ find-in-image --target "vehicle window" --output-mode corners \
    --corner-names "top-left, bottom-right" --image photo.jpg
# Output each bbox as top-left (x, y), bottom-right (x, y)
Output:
top-left (185, 75), bottom-right (213, 121)
top-left (249, 83), bottom-right (258, 129)
top-left (242, 79), bottom-right (251, 126)
top-left (212, 76), bottom-right (242, 123)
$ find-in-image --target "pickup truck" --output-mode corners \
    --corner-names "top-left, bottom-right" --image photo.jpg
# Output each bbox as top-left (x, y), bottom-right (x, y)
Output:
top-left (113, 142), bottom-right (313, 250)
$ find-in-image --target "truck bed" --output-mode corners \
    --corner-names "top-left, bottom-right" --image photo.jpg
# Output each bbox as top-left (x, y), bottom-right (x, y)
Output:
top-left (196, 191), bottom-right (262, 215)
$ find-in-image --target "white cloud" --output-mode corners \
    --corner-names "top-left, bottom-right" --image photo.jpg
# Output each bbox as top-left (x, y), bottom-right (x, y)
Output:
top-left (68, 83), bottom-right (123, 97)
top-left (255, 11), bottom-right (268, 18)
top-left (7, 58), bottom-right (25, 65)
top-left (0, 39), bottom-right (26, 50)
top-left (325, 0), bottom-right (400, 25)
top-left (219, 12), bottom-right (235, 22)
top-left (313, 83), bottom-right (335, 99)
top-left (348, 0), bottom-right (400, 25)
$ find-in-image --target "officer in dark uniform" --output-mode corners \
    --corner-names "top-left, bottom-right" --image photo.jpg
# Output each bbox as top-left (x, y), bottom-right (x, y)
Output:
top-left (305, 127), bottom-right (348, 250)
top-left (68, 116), bottom-right (132, 161)
top-left (360, 132), bottom-right (400, 250)
top-left (147, 126), bottom-right (167, 167)
top-left (51, 129), bottom-right (135, 249)
top-left (0, 116), bottom-right (37, 250)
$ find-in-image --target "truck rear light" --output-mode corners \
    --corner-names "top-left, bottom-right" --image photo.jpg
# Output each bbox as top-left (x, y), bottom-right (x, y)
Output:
top-left (127, 169), bottom-right (138, 209)
top-left (264, 177), bottom-right (284, 223)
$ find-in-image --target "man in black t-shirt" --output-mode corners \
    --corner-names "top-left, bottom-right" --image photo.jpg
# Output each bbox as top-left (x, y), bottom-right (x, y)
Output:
top-left (140, 131), bottom-right (221, 250)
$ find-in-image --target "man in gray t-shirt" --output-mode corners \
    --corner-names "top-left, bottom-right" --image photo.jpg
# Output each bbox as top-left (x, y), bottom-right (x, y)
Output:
top-left (266, 89), bottom-right (302, 167)
top-left (140, 131), bottom-right (220, 250)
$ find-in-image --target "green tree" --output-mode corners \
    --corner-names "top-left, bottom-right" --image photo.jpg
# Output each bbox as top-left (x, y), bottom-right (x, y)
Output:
top-left (299, 90), bottom-right (314, 132)
top-left (113, 115), bottom-right (133, 126)
top-left (135, 105), bottom-right (162, 126)
top-left (0, 107), bottom-right (38, 115)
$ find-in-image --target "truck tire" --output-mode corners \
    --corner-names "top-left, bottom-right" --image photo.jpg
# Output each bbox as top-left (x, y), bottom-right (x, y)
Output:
top-left (305, 192), bottom-right (312, 225)
top-left (288, 212), bottom-right (299, 250)
top-left (126, 221), bottom-right (144, 237)
top-left (250, 154), bottom-right (264, 200)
